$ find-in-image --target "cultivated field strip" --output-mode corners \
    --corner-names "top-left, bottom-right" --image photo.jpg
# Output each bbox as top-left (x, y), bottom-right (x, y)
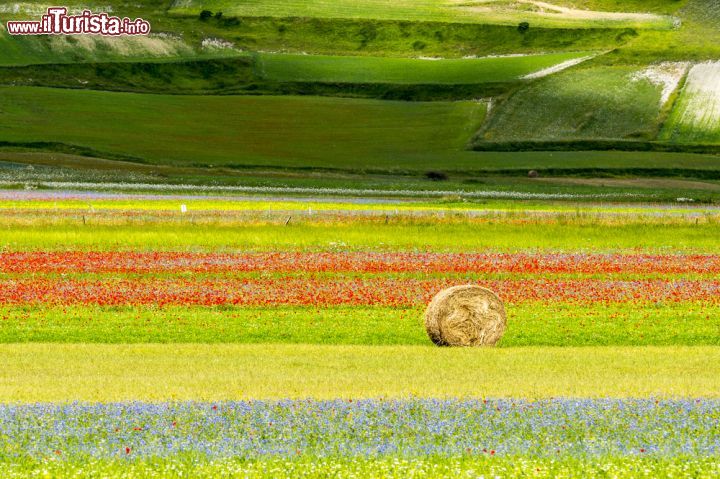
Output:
top-left (257, 51), bottom-right (593, 84)
top-left (2, 344), bottom-right (720, 400)
top-left (2, 399), bottom-right (719, 460)
top-left (5, 276), bottom-right (720, 306)
top-left (0, 87), bottom-right (487, 170)
top-left (664, 61), bottom-right (720, 143)
top-left (3, 248), bottom-right (720, 347)
top-left (1, 301), bottom-right (718, 346)
top-left (6, 251), bottom-right (720, 274)
top-left (2, 457), bottom-right (718, 478)
top-left (5, 215), bottom-right (720, 252)
top-left (631, 62), bottom-right (689, 106)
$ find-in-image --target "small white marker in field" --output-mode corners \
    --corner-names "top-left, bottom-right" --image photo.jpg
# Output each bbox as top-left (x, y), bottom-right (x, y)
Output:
top-left (308, 207), bottom-right (313, 215)
top-left (180, 204), bottom-right (187, 214)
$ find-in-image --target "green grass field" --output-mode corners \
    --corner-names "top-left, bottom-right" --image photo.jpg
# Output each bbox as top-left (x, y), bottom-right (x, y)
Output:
top-left (0, 87), bottom-right (486, 169)
top-left (5, 217), bottom-right (720, 252)
top-left (5, 196), bottom-right (720, 214)
top-left (169, 0), bottom-right (675, 29)
top-left (256, 51), bottom-right (593, 84)
top-left (1, 302), bottom-right (718, 346)
top-left (1, 456), bottom-right (715, 479)
top-left (552, 0), bottom-right (685, 14)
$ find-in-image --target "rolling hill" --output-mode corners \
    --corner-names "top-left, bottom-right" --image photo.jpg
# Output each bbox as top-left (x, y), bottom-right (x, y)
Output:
top-left (0, 0), bottom-right (719, 200)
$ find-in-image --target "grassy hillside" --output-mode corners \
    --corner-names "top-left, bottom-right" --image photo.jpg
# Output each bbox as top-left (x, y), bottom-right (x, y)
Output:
top-left (0, 28), bottom-right (243, 67)
top-left (602, 0), bottom-right (720, 63)
top-left (168, 16), bottom-right (632, 58)
top-left (170, 0), bottom-right (675, 29)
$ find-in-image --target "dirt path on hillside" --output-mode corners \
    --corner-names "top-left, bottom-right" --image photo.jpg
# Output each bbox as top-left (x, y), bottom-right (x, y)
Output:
top-left (523, 0), bottom-right (666, 22)
top-left (456, 0), bottom-right (671, 25)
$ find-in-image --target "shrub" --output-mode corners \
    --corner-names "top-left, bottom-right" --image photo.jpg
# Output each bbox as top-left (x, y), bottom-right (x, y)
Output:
top-left (413, 40), bottom-right (427, 51)
top-left (425, 171), bottom-right (448, 181)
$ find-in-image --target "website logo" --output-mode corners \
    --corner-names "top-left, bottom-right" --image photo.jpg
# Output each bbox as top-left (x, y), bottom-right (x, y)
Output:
top-left (6, 7), bottom-right (151, 35)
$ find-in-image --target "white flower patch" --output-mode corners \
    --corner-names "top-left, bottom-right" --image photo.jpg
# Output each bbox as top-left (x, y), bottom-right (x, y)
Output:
top-left (201, 37), bottom-right (238, 51)
top-left (0, 180), bottom-right (643, 200)
top-left (170, 0), bottom-right (194, 8)
top-left (631, 62), bottom-right (689, 106)
top-left (463, 53), bottom-right (536, 60)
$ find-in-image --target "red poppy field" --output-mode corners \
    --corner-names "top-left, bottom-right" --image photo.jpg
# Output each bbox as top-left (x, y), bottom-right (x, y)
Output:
top-left (4, 252), bottom-right (720, 307)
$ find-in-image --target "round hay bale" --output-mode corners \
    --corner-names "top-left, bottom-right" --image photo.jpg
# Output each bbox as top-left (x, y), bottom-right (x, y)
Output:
top-left (424, 285), bottom-right (506, 347)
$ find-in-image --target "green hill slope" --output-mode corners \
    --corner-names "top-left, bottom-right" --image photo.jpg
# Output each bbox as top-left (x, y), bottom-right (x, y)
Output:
top-left (0, 0), bottom-right (719, 199)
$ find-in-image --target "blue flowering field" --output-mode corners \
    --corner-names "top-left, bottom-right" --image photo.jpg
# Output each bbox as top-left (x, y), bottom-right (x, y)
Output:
top-left (2, 399), bottom-right (720, 477)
